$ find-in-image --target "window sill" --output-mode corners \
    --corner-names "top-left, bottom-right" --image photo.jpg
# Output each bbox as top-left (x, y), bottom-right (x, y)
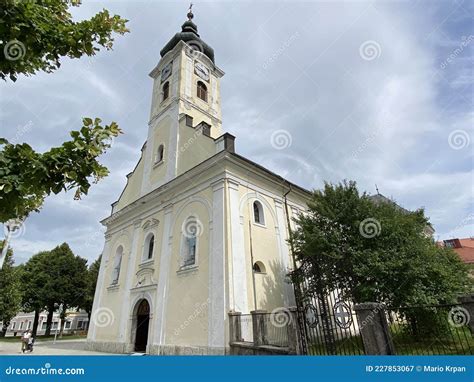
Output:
top-left (176, 264), bottom-right (198, 275)
top-left (253, 222), bottom-right (266, 229)
top-left (153, 160), bottom-right (164, 169)
top-left (107, 284), bottom-right (120, 291)
top-left (253, 271), bottom-right (267, 275)
top-left (139, 259), bottom-right (154, 268)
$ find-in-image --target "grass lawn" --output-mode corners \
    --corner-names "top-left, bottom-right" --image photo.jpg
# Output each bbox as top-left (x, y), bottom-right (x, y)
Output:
top-left (308, 335), bottom-right (365, 355)
top-left (306, 326), bottom-right (473, 355)
top-left (390, 326), bottom-right (474, 355)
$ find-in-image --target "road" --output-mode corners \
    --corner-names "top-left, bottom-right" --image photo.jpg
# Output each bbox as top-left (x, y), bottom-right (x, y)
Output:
top-left (0, 339), bottom-right (117, 355)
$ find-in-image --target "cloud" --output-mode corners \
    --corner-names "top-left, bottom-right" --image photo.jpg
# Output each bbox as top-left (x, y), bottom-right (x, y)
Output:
top-left (1, 1), bottom-right (472, 264)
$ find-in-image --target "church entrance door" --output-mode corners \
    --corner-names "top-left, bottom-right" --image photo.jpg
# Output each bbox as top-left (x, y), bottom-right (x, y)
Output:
top-left (134, 299), bottom-right (150, 352)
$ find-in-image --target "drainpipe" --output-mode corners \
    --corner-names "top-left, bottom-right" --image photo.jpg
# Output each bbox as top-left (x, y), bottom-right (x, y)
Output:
top-left (283, 183), bottom-right (297, 272)
top-left (249, 220), bottom-right (258, 311)
top-left (283, 183), bottom-right (309, 354)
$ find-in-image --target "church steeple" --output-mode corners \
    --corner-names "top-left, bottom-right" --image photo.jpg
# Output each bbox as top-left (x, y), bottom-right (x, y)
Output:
top-left (142, 6), bottom-right (225, 195)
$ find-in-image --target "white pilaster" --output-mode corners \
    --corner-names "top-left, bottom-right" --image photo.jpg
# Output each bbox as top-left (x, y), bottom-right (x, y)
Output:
top-left (118, 219), bottom-right (142, 341)
top-left (208, 180), bottom-right (226, 348)
top-left (184, 56), bottom-right (193, 99)
top-left (165, 105), bottom-right (179, 184)
top-left (88, 235), bottom-right (112, 341)
top-left (228, 179), bottom-right (248, 313)
top-left (153, 204), bottom-right (174, 346)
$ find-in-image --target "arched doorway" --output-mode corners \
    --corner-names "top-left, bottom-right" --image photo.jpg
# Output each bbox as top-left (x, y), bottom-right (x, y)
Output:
top-left (134, 299), bottom-right (150, 352)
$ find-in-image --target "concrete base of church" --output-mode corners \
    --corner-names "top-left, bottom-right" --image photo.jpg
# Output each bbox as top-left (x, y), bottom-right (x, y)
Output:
top-left (85, 340), bottom-right (128, 354)
top-left (86, 340), bottom-right (227, 355)
top-left (148, 344), bottom-right (227, 355)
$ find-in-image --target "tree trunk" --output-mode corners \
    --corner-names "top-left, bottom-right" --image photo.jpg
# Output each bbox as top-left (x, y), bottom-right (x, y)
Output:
top-left (45, 306), bottom-right (54, 337)
top-left (32, 309), bottom-right (40, 338)
top-left (0, 323), bottom-right (7, 337)
top-left (87, 311), bottom-right (91, 331)
top-left (0, 229), bottom-right (11, 269)
top-left (59, 319), bottom-right (65, 338)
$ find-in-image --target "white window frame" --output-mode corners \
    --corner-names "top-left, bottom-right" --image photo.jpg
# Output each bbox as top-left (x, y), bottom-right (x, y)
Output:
top-left (154, 144), bottom-right (165, 165)
top-left (252, 200), bottom-right (266, 227)
top-left (111, 246), bottom-right (123, 285)
top-left (179, 216), bottom-right (200, 270)
top-left (253, 261), bottom-right (267, 274)
top-left (142, 232), bottom-right (155, 263)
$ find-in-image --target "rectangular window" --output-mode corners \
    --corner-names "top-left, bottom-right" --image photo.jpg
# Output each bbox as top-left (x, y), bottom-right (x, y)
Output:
top-left (52, 322), bottom-right (58, 330)
top-left (184, 235), bottom-right (196, 266)
top-left (185, 115), bottom-right (193, 127)
top-left (19, 322), bottom-right (23, 330)
top-left (27, 321), bottom-right (31, 329)
top-left (65, 321), bottom-right (72, 329)
top-left (11, 322), bottom-right (16, 330)
top-left (77, 321), bottom-right (84, 329)
top-left (41, 322), bottom-right (47, 330)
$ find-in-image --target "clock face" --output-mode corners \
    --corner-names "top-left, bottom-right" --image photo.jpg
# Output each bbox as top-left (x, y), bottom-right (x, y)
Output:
top-left (194, 62), bottom-right (210, 82)
top-left (161, 62), bottom-right (172, 83)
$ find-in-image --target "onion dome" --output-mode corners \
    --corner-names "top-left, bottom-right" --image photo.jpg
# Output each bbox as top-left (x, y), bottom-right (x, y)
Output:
top-left (159, 6), bottom-right (215, 63)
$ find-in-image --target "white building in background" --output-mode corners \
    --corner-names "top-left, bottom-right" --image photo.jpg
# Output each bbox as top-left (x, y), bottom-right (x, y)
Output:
top-left (3, 310), bottom-right (89, 337)
top-left (87, 9), bottom-right (310, 355)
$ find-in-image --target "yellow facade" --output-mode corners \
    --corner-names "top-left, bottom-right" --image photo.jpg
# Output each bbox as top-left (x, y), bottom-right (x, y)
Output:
top-left (87, 15), bottom-right (309, 355)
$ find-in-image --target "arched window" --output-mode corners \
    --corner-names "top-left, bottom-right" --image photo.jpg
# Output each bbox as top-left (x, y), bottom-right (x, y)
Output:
top-left (253, 201), bottom-right (265, 225)
top-left (181, 218), bottom-right (199, 267)
top-left (155, 144), bottom-right (164, 164)
top-left (162, 81), bottom-right (170, 101)
top-left (137, 299), bottom-right (150, 316)
top-left (111, 246), bottom-right (123, 285)
top-left (144, 233), bottom-right (155, 260)
top-left (253, 261), bottom-right (266, 273)
top-left (197, 81), bottom-right (208, 102)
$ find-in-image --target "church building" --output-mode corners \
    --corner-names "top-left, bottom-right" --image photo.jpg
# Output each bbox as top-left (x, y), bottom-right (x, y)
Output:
top-left (87, 9), bottom-right (310, 355)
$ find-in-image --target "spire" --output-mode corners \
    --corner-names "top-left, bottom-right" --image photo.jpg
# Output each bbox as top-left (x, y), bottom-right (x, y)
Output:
top-left (187, 3), bottom-right (194, 21)
top-left (181, 3), bottom-right (198, 35)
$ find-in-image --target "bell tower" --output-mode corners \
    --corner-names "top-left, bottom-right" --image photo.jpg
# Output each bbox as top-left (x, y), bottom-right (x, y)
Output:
top-left (141, 6), bottom-right (225, 195)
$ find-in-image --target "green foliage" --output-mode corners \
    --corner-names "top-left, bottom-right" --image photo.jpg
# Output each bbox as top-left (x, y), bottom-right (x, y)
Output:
top-left (0, 243), bottom-right (22, 331)
top-left (0, 118), bottom-right (122, 222)
top-left (290, 180), bottom-right (472, 307)
top-left (0, 0), bottom-right (129, 81)
top-left (81, 255), bottom-right (101, 315)
top-left (18, 251), bottom-right (49, 313)
top-left (20, 243), bottom-right (88, 333)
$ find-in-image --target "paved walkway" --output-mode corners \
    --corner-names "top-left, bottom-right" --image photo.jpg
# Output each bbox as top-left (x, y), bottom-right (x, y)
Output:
top-left (0, 339), bottom-right (119, 355)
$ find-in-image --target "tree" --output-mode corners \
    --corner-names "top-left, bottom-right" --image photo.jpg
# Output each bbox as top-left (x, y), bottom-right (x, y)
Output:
top-left (81, 255), bottom-right (101, 324)
top-left (0, 119), bottom-right (122, 268)
top-left (290, 180), bottom-right (472, 308)
top-left (0, 118), bottom-right (122, 223)
top-left (0, 0), bottom-right (128, 268)
top-left (0, 0), bottom-right (128, 81)
top-left (0, 242), bottom-right (22, 336)
top-left (20, 243), bottom-right (88, 337)
top-left (20, 250), bottom-right (50, 337)
top-left (42, 243), bottom-right (88, 336)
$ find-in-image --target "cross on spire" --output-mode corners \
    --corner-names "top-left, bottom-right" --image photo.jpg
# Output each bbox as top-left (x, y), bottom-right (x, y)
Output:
top-left (187, 3), bottom-right (194, 20)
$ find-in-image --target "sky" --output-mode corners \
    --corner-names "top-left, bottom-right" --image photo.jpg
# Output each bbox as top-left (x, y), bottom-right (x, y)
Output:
top-left (1, 0), bottom-right (473, 265)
